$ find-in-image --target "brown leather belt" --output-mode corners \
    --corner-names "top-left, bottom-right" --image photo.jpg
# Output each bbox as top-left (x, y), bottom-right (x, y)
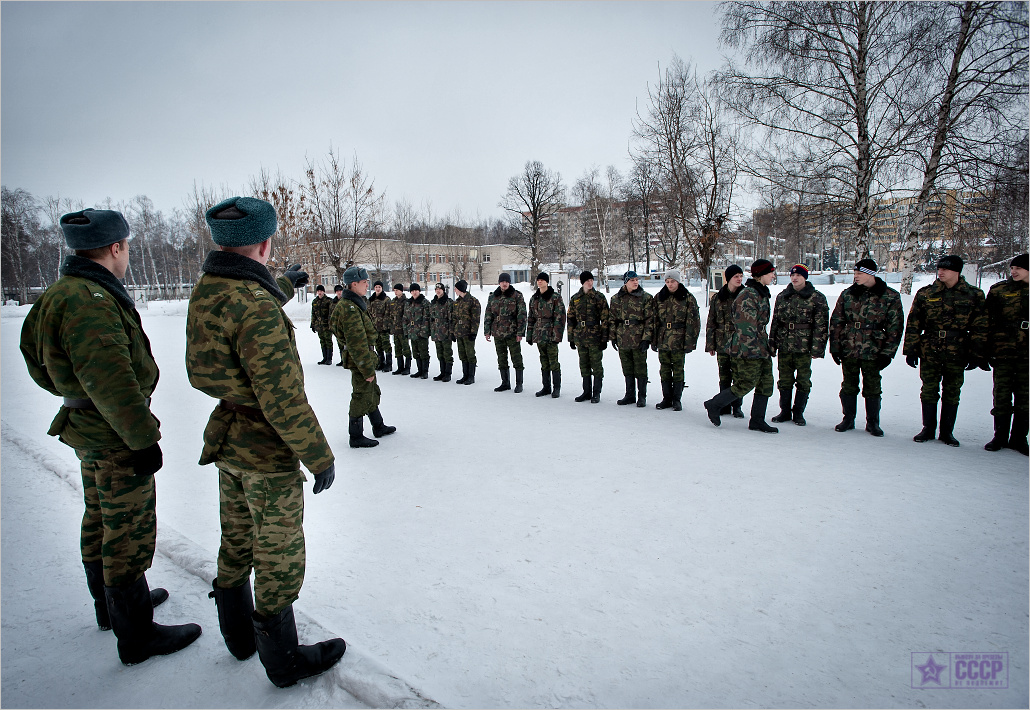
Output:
top-left (64, 397), bottom-right (151, 409)
top-left (219, 400), bottom-right (263, 417)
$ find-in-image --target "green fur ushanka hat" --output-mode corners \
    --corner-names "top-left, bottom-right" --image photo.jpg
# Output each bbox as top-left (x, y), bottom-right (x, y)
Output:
top-left (205, 196), bottom-right (277, 247)
top-left (60, 209), bottom-right (131, 250)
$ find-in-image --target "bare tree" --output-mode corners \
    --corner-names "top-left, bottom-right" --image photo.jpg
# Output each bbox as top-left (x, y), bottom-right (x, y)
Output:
top-left (126, 195), bottom-right (164, 290)
top-left (574, 165), bottom-right (623, 293)
top-left (500, 160), bottom-right (566, 276)
top-left (250, 168), bottom-right (311, 277)
top-left (1, 186), bottom-right (40, 303)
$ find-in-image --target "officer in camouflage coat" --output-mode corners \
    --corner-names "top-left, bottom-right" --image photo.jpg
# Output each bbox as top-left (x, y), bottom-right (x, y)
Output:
top-left (703, 259), bottom-right (779, 432)
top-left (367, 281), bottom-right (392, 372)
top-left (186, 196), bottom-right (344, 688)
top-left (388, 284), bottom-right (412, 375)
top-left (21, 208), bottom-right (201, 666)
top-left (451, 279), bottom-right (481, 385)
top-left (768, 264), bottom-right (829, 426)
top-left (484, 272), bottom-right (528, 393)
top-left (310, 284), bottom-right (334, 365)
top-left (984, 253), bottom-right (1029, 454)
top-left (527, 272), bottom-right (567, 399)
top-left (405, 283), bottom-right (432, 379)
top-left (567, 270), bottom-right (609, 403)
top-left (705, 265), bottom-right (746, 419)
top-left (829, 258), bottom-right (904, 437)
top-left (430, 282), bottom-right (454, 382)
top-left (609, 270), bottom-right (654, 407)
top-left (904, 254), bottom-right (988, 447)
top-left (652, 269), bottom-right (700, 412)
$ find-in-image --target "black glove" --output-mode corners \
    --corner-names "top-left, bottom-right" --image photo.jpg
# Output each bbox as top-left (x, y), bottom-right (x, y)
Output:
top-left (906, 353), bottom-right (919, 369)
top-left (451, 335), bottom-right (457, 342)
top-left (965, 357), bottom-right (978, 371)
top-left (831, 352), bottom-right (841, 365)
top-left (526, 335), bottom-right (534, 346)
top-left (569, 341), bottom-right (576, 350)
top-left (284, 263), bottom-right (309, 289)
top-left (131, 443), bottom-right (163, 477)
top-left (601, 340), bottom-right (608, 351)
top-left (875, 354), bottom-right (891, 370)
top-left (312, 463), bottom-right (335, 494)
top-left (639, 340), bottom-right (650, 353)
top-left (611, 341), bottom-right (618, 352)
top-left (979, 357), bottom-right (991, 371)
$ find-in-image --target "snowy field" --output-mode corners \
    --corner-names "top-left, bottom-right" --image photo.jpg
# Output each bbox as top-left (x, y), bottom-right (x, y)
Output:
top-left (2, 275), bottom-right (1027, 709)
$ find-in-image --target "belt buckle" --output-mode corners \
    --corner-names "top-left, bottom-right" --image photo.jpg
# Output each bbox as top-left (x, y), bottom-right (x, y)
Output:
top-left (938, 330), bottom-right (947, 338)
top-left (624, 319), bottom-right (632, 326)
top-left (580, 320), bottom-right (587, 327)
top-left (666, 322), bottom-right (673, 329)
top-left (853, 321), bottom-right (862, 329)
top-left (1022, 321), bottom-right (1029, 330)
top-left (788, 323), bottom-right (796, 330)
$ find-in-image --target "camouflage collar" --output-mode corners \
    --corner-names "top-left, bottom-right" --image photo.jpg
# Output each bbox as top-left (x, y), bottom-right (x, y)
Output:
top-left (848, 277), bottom-right (887, 298)
top-left (341, 288), bottom-right (368, 311)
top-left (657, 285), bottom-right (687, 302)
top-left (744, 278), bottom-right (771, 299)
top-left (493, 286), bottom-right (516, 297)
top-left (59, 255), bottom-right (135, 311)
top-left (717, 284), bottom-right (740, 301)
top-left (781, 281), bottom-right (815, 299)
top-left (432, 294), bottom-right (450, 304)
top-left (533, 286), bottom-right (555, 300)
top-left (370, 291), bottom-right (388, 302)
top-left (202, 250), bottom-right (288, 304)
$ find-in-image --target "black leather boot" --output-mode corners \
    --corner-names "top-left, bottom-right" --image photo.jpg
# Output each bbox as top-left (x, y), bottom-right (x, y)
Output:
top-left (590, 376), bottom-right (603, 403)
top-left (770, 388), bottom-right (793, 423)
top-left (550, 371), bottom-right (561, 398)
top-left (383, 352), bottom-right (392, 373)
top-left (748, 394), bottom-right (779, 433)
top-left (253, 605), bottom-right (346, 688)
top-left (913, 400), bottom-right (937, 442)
top-left (209, 578), bottom-right (256, 660)
top-left (514, 369), bottom-right (524, 393)
top-left (368, 408), bottom-right (396, 438)
top-left (617, 376), bottom-right (636, 405)
top-left (938, 402), bottom-right (960, 447)
top-left (433, 361), bottom-right (447, 380)
top-left (575, 376), bottom-right (592, 402)
top-left (494, 367), bottom-right (511, 392)
top-left (420, 358), bottom-right (430, 379)
top-left (392, 354), bottom-right (405, 375)
top-left (349, 416), bottom-right (379, 448)
top-left (410, 357), bottom-right (423, 378)
top-left (655, 380), bottom-right (673, 410)
top-left (731, 399), bottom-right (745, 418)
top-left (456, 361), bottom-right (469, 385)
top-left (671, 381), bottom-right (684, 411)
top-left (635, 376), bottom-right (647, 407)
top-left (441, 362), bottom-right (452, 382)
top-left (399, 355), bottom-right (412, 375)
top-left (535, 370), bottom-right (552, 397)
top-left (317, 345), bottom-right (330, 365)
top-left (105, 575), bottom-right (201, 665)
top-left (464, 363), bottom-right (476, 385)
top-left (84, 560), bottom-right (167, 631)
top-left (864, 397), bottom-right (883, 437)
top-left (703, 388), bottom-right (738, 426)
top-left (835, 393), bottom-right (857, 432)
top-left (1008, 411), bottom-right (1028, 455)
top-left (792, 389), bottom-right (809, 426)
top-left (985, 413), bottom-right (1012, 451)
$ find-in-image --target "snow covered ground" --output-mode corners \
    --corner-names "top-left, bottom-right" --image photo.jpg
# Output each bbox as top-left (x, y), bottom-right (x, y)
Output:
top-left (2, 275), bottom-right (1026, 709)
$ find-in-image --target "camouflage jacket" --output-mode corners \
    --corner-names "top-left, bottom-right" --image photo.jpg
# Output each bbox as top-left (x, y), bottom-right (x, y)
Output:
top-left (367, 291), bottom-right (391, 332)
top-left (387, 295), bottom-right (407, 336)
top-left (653, 285), bottom-right (701, 353)
top-left (484, 286), bottom-right (527, 339)
top-left (527, 287), bottom-right (567, 345)
top-left (330, 289), bottom-right (378, 377)
top-left (904, 276), bottom-right (987, 364)
top-left (20, 255), bottom-right (160, 452)
top-left (185, 250), bottom-right (333, 475)
top-left (769, 282), bottom-right (830, 357)
top-left (567, 287), bottom-right (609, 348)
top-left (609, 285), bottom-right (654, 348)
top-left (730, 279), bottom-right (772, 359)
top-left (705, 284), bottom-right (742, 355)
top-left (829, 277), bottom-right (904, 361)
top-left (310, 294), bottom-right (332, 332)
top-left (451, 293), bottom-right (482, 340)
top-left (404, 294), bottom-right (431, 339)
top-left (985, 278), bottom-right (1028, 362)
top-left (430, 294), bottom-right (453, 342)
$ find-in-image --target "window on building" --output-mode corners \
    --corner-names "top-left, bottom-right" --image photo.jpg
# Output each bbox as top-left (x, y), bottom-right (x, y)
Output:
top-left (482, 253), bottom-right (491, 263)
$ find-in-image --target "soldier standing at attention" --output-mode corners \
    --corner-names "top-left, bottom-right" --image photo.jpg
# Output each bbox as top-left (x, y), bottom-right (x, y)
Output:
top-left (905, 254), bottom-right (988, 447)
top-left (366, 281), bottom-right (392, 372)
top-left (452, 279), bottom-right (482, 385)
top-left (484, 272), bottom-right (528, 393)
top-left (310, 284), bottom-right (333, 365)
top-left (430, 282), bottom-right (454, 382)
top-left (331, 285), bottom-right (346, 366)
top-left (610, 270), bottom-right (654, 407)
top-left (389, 283), bottom-right (411, 375)
top-left (405, 283), bottom-right (432, 379)
top-left (703, 259), bottom-right (779, 432)
top-left (984, 253), bottom-right (1029, 454)
top-left (330, 266), bottom-right (398, 448)
top-left (20, 208), bottom-right (201, 666)
top-left (705, 265), bottom-right (746, 419)
top-left (652, 268), bottom-right (700, 412)
top-left (527, 272), bottom-right (567, 398)
top-left (828, 258), bottom-right (904, 437)
top-left (186, 196), bottom-right (344, 687)
top-left (768, 264), bottom-right (829, 426)
top-left (567, 270), bottom-right (609, 403)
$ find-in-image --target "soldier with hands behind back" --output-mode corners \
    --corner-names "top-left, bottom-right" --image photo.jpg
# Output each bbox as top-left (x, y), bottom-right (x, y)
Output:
top-left (527, 271), bottom-right (567, 398)
top-left (388, 284), bottom-right (411, 375)
top-left (405, 283), bottom-right (432, 379)
top-left (366, 281), bottom-right (392, 372)
top-left (984, 253), bottom-right (1029, 454)
top-left (567, 270), bottom-right (609, 403)
top-left (430, 282), bottom-right (454, 382)
top-left (311, 284), bottom-right (334, 365)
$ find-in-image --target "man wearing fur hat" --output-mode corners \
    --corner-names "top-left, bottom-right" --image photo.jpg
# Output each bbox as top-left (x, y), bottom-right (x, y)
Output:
top-left (186, 196), bottom-right (345, 687)
top-left (768, 264), bottom-right (829, 425)
top-left (388, 283), bottom-right (412, 375)
top-left (430, 282), bottom-right (454, 382)
top-left (366, 281), bottom-right (392, 372)
top-left (705, 264), bottom-right (746, 419)
top-left (567, 270), bottom-right (610, 402)
top-left (311, 284), bottom-right (334, 365)
top-left (405, 283), bottom-right (432, 379)
top-left (452, 279), bottom-right (481, 385)
top-left (484, 272), bottom-right (528, 393)
top-left (610, 270), bottom-right (655, 407)
top-left (330, 285), bottom-right (348, 366)
top-left (828, 258), bottom-right (904, 437)
top-left (652, 269), bottom-right (700, 411)
top-left (527, 272), bottom-right (567, 398)
top-left (905, 254), bottom-right (988, 447)
top-left (21, 208), bottom-right (202, 666)
top-left (984, 253), bottom-right (1029, 454)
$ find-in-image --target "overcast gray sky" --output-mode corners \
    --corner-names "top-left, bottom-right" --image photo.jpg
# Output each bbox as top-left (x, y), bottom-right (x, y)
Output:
top-left (2, 1), bottom-right (727, 222)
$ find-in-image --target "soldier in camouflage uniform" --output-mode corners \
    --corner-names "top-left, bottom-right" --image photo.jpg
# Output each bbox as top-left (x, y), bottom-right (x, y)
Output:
top-left (768, 264), bottom-right (829, 426)
top-left (484, 272), bottom-right (527, 393)
top-left (330, 266), bottom-right (398, 448)
top-left (703, 259), bottom-right (779, 432)
top-left (984, 253), bottom-right (1029, 454)
top-left (388, 284), bottom-right (412, 375)
top-left (452, 279), bottom-right (481, 385)
top-left (430, 282), bottom-right (454, 382)
top-left (330, 285), bottom-right (347, 366)
top-left (405, 283), bottom-right (432, 379)
top-left (20, 208), bottom-right (201, 666)
top-left (609, 270), bottom-right (654, 407)
top-left (367, 281), bottom-right (392, 372)
top-left (904, 254), bottom-right (988, 447)
top-left (705, 265), bottom-right (746, 419)
top-left (652, 269), bottom-right (700, 412)
top-left (829, 258), bottom-right (904, 437)
top-left (185, 196), bottom-right (344, 688)
top-left (567, 270), bottom-right (609, 403)
top-left (310, 284), bottom-right (334, 365)
top-left (527, 272), bottom-right (567, 398)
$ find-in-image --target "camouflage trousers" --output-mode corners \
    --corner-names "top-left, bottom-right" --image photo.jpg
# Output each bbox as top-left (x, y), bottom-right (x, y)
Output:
top-left (457, 337), bottom-right (477, 365)
top-left (316, 328), bottom-right (333, 351)
top-left (658, 350), bottom-right (686, 383)
top-left (839, 357), bottom-right (883, 398)
top-left (618, 347), bottom-right (648, 378)
top-left (410, 337), bottom-right (430, 361)
top-left (494, 336), bottom-right (524, 370)
top-left (717, 353), bottom-right (736, 391)
top-left (349, 371), bottom-right (382, 417)
top-left (919, 359), bottom-right (966, 405)
top-left (336, 334), bottom-right (346, 360)
top-left (392, 333), bottom-right (411, 358)
top-left (992, 360), bottom-right (1029, 417)
top-left (536, 342), bottom-right (560, 372)
top-left (434, 339), bottom-right (454, 364)
top-left (77, 446), bottom-right (156, 587)
top-left (776, 353), bottom-right (813, 392)
top-left (730, 357), bottom-right (774, 398)
top-left (577, 345), bottom-right (604, 377)
top-left (216, 462), bottom-right (305, 617)
top-left (375, 331), bottom-right (391, 353)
